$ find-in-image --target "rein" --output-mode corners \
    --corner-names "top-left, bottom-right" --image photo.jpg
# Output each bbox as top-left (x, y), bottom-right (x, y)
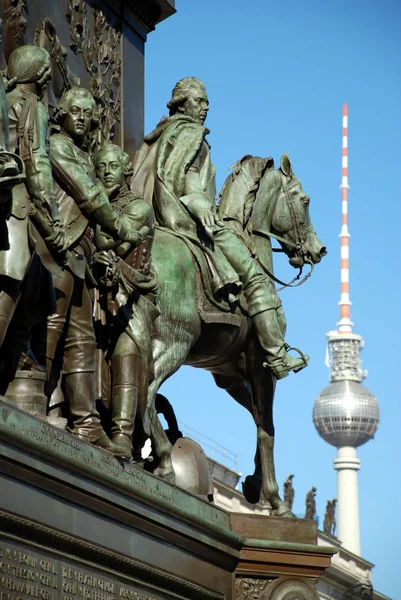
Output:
top-left (254, 249), bottom-right (314, 292)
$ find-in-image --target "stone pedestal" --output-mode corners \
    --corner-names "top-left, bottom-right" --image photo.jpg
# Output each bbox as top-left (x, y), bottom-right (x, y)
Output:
top-left (231, 515), bottom-right (332, 598)
top-left (0, 397), bottom-right (335, 600)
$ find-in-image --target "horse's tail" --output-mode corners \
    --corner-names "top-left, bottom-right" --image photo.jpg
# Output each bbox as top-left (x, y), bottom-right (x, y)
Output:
top-left (217, 155), bottom-right (274, 228)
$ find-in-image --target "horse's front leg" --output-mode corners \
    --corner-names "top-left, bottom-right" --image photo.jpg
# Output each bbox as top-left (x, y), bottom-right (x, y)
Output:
top-left (246, 340), bottom-right (293, 517)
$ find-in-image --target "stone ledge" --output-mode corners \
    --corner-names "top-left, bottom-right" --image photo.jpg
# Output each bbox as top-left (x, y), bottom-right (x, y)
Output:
top-left (0, 397), bottom-right (241, 556)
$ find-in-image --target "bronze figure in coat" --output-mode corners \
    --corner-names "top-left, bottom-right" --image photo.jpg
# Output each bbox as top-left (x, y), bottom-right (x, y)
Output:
top-left (0, 44), bottom-right (66, 360)
top-left (93, 143), bottom-right (158, 459)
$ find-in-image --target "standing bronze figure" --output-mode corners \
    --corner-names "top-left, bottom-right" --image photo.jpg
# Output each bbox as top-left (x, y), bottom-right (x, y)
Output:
top-left (305, 487), bottom-right (317, 520)
top-left (132, 77), bottom-right (326, 515)
top-left (93, 143), bottom-right (158, 459)
top-left (0, 17), bottom-right (25, 244)
top-left (0, 44), bottom-right (66, 357)
top-left (46, 87), bottom-right (143, 454)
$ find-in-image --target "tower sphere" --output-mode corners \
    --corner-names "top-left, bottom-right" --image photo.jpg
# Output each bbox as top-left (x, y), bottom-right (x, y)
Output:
top-left (313, 380), bottom-right (379, 448)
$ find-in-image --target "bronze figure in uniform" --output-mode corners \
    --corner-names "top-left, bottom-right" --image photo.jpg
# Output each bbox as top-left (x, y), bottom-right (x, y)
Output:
top-left (0, 17), bottom-right (25, 250)
top-left (46, 87), bottom-right (145, 454)
top-left (0, 45), bottom-right (66, 357)
top-left (93, 143), bottom-right (158, 459)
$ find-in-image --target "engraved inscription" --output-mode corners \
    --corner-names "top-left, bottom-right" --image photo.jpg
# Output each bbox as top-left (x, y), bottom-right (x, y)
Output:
top-left (8, 418), bottom-right (174, 505)
top-left (0, 541), bottom-right (159, 600)
top-left (62, 566), bottom-right (115, 599)
top-left (0, 545), bottom-right (58, 599)
top-left (119, 590), bottom-right (155, 600)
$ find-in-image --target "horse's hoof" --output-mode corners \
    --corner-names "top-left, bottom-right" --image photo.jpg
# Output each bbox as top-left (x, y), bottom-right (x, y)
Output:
top-left (278, 509), bottom-right (294, 518)
top-left (271, 505), bottom-right (295, 518)
top-left (242, 475), bottom-right (262, 504)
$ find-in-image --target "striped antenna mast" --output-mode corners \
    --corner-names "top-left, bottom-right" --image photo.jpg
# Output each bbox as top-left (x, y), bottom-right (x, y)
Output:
top-left (338, 104), bottom-right (352, 334)
top-left (313, 104), bottom-right (379, 557)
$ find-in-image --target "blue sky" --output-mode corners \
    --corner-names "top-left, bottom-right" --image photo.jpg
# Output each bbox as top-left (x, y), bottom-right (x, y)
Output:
top-left (144, 2), bottom-right (401, 598)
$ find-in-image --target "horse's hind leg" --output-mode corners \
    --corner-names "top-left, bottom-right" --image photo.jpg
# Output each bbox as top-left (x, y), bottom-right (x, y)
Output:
top-left (213, 364), bottom-right (262, 503)
top-left (242, 446), bottom-right (263, 505)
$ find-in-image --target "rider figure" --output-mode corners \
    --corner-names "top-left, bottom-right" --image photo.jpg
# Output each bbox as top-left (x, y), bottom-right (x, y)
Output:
top-left (137, 77), bottom-right (308, 379)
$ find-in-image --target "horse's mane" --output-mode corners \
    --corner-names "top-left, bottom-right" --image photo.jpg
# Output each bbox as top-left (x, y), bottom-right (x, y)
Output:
top-left (218, 155), bottom-right (274, 228)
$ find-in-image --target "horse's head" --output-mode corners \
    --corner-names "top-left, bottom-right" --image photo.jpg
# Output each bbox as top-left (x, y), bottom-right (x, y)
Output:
top-left (255, 154), bottom-right (327, 268)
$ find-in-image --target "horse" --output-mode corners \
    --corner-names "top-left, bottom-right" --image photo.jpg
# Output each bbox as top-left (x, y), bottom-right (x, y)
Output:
top-left (143, 153), bottom-right (327, 516)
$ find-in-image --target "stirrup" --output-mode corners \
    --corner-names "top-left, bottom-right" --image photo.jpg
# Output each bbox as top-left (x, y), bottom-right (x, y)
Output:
top-left (263, 344), bottom-right (309, 379)
top-left (283, 344), bottom-right (309, 373)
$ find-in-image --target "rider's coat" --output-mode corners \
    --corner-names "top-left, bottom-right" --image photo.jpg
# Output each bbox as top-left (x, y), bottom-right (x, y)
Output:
top-left (133, 114), bottom-right (240, 298)
top-left (134, 113), bottom-right (281, 316)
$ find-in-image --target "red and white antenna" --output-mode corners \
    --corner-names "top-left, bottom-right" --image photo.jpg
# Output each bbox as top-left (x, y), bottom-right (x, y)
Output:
top-left (314, 104), bottom-right (379, 558)
top-left (338, 104), bottom-right (352, 334)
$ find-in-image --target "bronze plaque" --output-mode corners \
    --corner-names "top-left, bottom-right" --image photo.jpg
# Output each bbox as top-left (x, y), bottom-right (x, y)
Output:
top-left (0, 538), bottom-right (167, 600)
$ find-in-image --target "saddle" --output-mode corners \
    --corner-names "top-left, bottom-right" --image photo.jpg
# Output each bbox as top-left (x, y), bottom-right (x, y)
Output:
top-left (156, 225), bottom-right (244, 328)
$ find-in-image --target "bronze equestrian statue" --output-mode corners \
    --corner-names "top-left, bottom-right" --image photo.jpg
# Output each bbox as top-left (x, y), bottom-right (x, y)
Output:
top-left (135, 77), bottom-right (312, 381)
top-left (132, 77), bottom-right (326, 515)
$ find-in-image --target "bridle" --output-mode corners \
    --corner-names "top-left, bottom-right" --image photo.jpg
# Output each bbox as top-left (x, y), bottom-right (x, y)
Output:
top-left (253, 172), bottom-right (315, 291)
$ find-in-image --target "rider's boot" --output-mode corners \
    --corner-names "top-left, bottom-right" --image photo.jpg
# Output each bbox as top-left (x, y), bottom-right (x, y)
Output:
top-left (64, 371), bottom-right (127, 456)
top-left (251, 309), bottom-right (309, 379)
top-left (109, 353), bottom-right (139, 460)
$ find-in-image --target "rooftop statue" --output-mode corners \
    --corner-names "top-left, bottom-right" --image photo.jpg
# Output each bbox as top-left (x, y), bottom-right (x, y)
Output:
top-left (283, 474), bottom-right (295, 510)
top-left (323, 498), bottom-right (337, 536)
top-left (305, 486), bottom-right (317, 520)
top-left (131, 77), bottom-right (326, 515)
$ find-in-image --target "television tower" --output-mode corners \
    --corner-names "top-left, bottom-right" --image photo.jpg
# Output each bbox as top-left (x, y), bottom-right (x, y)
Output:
top-left (312, 105), bottom-right (380, 556)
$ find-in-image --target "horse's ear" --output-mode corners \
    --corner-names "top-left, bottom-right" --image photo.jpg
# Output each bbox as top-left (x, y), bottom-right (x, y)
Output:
top-left (280, 153), bottom-right (292, 177)
top-left (265, 157), bottom-right (274, 170)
